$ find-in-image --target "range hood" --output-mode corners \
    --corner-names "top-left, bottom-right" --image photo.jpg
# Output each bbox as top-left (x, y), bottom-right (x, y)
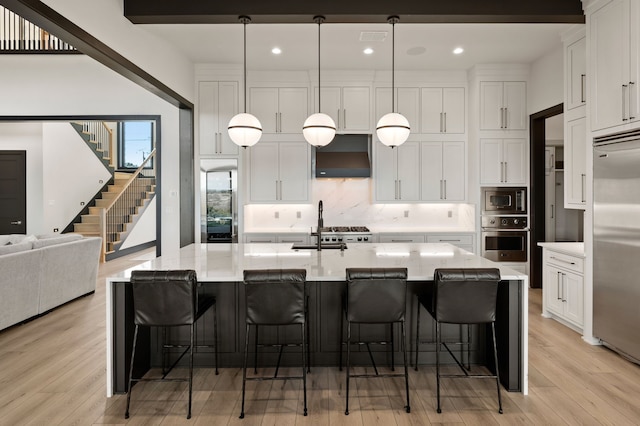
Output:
top-left (315, 134), bottom-right (371, 178)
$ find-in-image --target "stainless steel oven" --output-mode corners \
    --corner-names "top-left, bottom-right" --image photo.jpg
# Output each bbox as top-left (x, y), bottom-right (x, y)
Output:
top-left (481, 216), bottom-right (528, 262)
top-left (481, 187), bottom-right (527, 215)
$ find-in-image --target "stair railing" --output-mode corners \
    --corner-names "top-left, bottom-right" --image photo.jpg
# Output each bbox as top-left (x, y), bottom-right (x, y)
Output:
top-left (80, 121), bottom-right (114, 168)
top-left (99, 149), bottom-right (156, 261)
top-left (0, 6), bottom-right (77, 52)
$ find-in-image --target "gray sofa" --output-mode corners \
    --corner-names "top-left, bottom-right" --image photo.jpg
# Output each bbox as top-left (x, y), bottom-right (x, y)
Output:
top-left (0, 233), bottom-right (102, 331)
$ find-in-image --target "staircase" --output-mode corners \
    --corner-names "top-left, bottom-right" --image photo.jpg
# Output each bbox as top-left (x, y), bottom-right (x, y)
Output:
top-left (74, 171), bottom-right (156, 257)
top-left (69, 122), bottom-right (114, 172)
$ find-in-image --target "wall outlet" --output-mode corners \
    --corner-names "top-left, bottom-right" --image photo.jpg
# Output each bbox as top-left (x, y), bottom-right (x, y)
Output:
top-left (53, 228), bottom-right (59, 232)
top-left (448, 210), bottom-right (453, 218)
top-left (274, 211), bottom-right (279, 219)
top-left (404, 210), bottom-right (409, 218)
top-left (297, 211), bottom-right (301, 219)
top-left (80, 201), bottom-right (85, 206)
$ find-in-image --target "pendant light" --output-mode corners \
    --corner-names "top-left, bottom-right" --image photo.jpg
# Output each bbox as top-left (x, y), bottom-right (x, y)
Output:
top-left (376, 16), bottom-right (410, 148)
top-left (228, 16), bottom-right (262, 148)
top-left (303, 16), bottom-right (336, 147)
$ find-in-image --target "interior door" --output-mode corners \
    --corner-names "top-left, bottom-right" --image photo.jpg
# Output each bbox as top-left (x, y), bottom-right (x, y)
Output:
top-left (0, 151), bottom-right (27, 234)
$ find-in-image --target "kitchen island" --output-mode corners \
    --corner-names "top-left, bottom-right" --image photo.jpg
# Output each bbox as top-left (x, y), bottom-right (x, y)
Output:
top-left (106, 242), bottom-right (528, 396)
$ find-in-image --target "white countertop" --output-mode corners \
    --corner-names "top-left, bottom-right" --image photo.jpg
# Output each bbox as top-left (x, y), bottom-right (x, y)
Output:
top-left (109, 242), bottom-right (526, 282)
top-left (244, 227), bottom-right (476, 234)
top-left (537, 242), bottom-right (585, 258)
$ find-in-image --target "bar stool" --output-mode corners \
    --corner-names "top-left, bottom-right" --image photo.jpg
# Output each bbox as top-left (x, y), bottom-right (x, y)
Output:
top-left (427, 268), bottom-right (503, 414)
top-left (341, 268), bottom-right (410, 415)
top-left (240, 269), bottom-right (308, 418)
top-left (125, 270), bottom-right (218, 419)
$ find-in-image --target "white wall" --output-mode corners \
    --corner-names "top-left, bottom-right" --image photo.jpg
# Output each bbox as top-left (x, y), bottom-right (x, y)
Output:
top-left (0, 123), bottom-right (44, 234)
top-left (0, 55), bottom-right (182, 253)
top-left (529, 44), bottom-right (564, 114)
top-left (41, 122), bottom-right (112, 233)
top-left (120, 197), bottom-right (156, 250)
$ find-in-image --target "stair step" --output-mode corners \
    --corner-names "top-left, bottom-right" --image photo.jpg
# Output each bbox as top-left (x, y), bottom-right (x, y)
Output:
top-left (74, 223), bottom-right (100, 232)
top-left (81, 215), bottom-right (100, 224)
top-left (94, 199), bottom-right (112, 207)
top-left (89, 206), bottom-right (102, 215)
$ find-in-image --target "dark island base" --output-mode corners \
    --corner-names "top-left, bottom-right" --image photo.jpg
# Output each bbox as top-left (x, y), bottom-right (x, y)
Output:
top-left (112, 280), bottom-right (521, 394)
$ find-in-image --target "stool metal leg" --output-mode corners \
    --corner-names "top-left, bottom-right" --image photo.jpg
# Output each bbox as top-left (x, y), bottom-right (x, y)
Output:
top-left (214, 303), bottom-right (219, 375)
top-left (253, 324), bottom-right (259, 374)
top-left (124, 324), bottom-right (139, 419)
top-left (390, 322), bottom-right (395, 371)
top-left (436, 321), bottom-right (442, 414)
top-left (401, 320), bottom-right (410, 413)
top-left (414, 296), bottom-right (421, 370)
top-left (240, 324), bottom-right (250, 419)
top-left (491, 322), bottom-right (503, 414)
top-left (187, 325), bottom-right (194, 419)
top-left (301, 322), bottom-right (308, 416)
top-left (345, 321), bottom-right (351, 415)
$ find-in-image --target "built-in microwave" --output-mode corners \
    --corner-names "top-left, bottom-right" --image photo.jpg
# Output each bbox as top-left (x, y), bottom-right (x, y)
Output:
top-left (481, 187), bottom-right (527, 215)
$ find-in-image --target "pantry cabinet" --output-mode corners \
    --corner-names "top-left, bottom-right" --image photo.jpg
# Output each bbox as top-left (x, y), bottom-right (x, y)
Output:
top-left (479, 81), bottom-right (526, 130)
top-left (420, 141), bottom-right (465, 201)
top-left (249, 142), bottom-right (309, 202)
top-left (198, 81), bottom-right (239, 156)
top-left (249, 87), bottom-right (308, 134)
top-left (480, 138), bottom-right (526, 185)
top-left (589, 0), bottom-right (640, 132)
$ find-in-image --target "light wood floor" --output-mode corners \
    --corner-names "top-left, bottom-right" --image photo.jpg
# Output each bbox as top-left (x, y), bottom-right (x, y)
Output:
top-left (2, 249), bottom-right (640, 425)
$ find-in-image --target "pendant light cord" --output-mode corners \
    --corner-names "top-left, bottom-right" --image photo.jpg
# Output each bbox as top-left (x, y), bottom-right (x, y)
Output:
top-left (389, 16), bottom-right (399, 113)
top-left (314, 16), bottom-right (324, 113)
top-left (240, 16), bottom-right (250, 113)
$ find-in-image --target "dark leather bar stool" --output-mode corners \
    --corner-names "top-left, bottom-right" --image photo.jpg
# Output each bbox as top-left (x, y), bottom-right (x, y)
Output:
top-left (125, 270), bottom-right (218, 419)
top-left (240, 269), bottom-right (308, 418)
top-left (341, 268), bottom-right (410, 415)
top-left (427, 268), bottom-right (503, 414)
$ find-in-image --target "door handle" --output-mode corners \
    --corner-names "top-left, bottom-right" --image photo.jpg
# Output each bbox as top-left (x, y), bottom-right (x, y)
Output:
top-left (11, 220), bottom-right (23, 225)
top-left (581, 74), bottom-right (586, 103)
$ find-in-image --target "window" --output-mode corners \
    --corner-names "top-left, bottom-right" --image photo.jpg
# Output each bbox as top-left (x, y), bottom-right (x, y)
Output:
top-left (118, 121), bottom-right (154, 169)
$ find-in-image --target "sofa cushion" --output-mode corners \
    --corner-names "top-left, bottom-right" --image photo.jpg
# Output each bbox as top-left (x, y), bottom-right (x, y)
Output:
top-left (0, 241), bottom-right (33, 255)
top-left (32, 233), bottom-right (83, 249)
top-left (0, 234), bottom-right (37, 246)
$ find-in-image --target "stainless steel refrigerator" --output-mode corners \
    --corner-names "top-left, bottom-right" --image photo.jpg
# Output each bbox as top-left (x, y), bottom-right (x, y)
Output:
top-left (593, 131), bottom-right (640, 364)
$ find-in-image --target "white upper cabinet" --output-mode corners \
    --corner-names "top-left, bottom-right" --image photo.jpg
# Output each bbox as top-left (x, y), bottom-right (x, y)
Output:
top-left (566, 36), bottom-right (587, 111)
top-left (317, 86), bottom-right (370, 132)
top-left (589, 0), bottom-right (640, 132)
top-left (375, 87), bottom-right (420, 134)
top-left (198, 81), bottom-right (239, 156)
top-left (479, 81), bottom-right (526, 130)
top-left (375, 142), bottom-right (420, 201)
top-left (420, 141), bottom-right (465, 201)
top-left (249, 141), bottom-right (309, 202)
top-left (421, 87), bottom-right (465, 134)
top-left (564, 117), bottom-right (587, 209)
top-left (249, 87), bottom-right (308, 134)
top-left (480, 138), bottom-right (526, 185)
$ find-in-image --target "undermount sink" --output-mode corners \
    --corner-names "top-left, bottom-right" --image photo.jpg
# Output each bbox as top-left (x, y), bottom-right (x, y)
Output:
top-left (291, 243), bottom-right (347, 251)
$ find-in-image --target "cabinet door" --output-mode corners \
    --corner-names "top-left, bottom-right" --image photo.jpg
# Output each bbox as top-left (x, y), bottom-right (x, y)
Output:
top-left (503, 82), bottom-right (526, 130)
top-left (479, 82), bottom-right (504, 130)
top-left (503, 139), bottom-right (526, 184)
top-left (564, 117), bottom-right (587, 209)
top-left (319, 87), bottom-right (342, 129)
top-left (249, 142), bottom-right (279, 201)
top-left (278, 142), bottom-right (309, 201)
top-left (544, 265), bottom-right (565, 317)
top-left (342, 87), bottom-right (370, 131)
top-left (278, 88), bottom-right (308, 133)
top-left (217, 82), bottom-right (239, 155)
top-left (396, 142), bottom-right (420, 201)
top-left (420, 142), bottom-right (444, 200)
top-left (442, 88), bottom-right (465, 133)
top-left (590, 0), bottom-right (627, 131)
top-left (442, 141), bottom-right (465, 201)
top-left (421, 87), bottom-right (444, 133)
top-left (375, 87), bottom-right (392, 127)
top-left (199, 81), bottom-right (218, 156)
top-left (375, 144), bottom-right (399, 201)
top-left (480, 139), bottom-right (504, 184)
top-left (563, 270), bottom-right (584, 327)
top-left (630, 0), bottom-right (640, 125)
top-left (567, 37), bottom-right (587, 110)
top-left (249, 88), bottom-right (279, 133)
top-left (396, 88), bottom-right (420, 134)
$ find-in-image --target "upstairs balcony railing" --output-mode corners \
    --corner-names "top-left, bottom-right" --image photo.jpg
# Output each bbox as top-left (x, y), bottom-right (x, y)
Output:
top-left (1, 6), bottom-right (77, 53)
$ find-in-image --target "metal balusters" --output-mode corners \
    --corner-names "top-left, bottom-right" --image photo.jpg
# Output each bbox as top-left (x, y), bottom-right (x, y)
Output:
top-left (0, 6), bottom-right (77, 53)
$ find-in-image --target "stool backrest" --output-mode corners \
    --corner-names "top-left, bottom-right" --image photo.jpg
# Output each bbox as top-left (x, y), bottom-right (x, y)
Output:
top-left (130, 270), bottom-right (198, 326)
top-left (434, 268), bottom-right (501, 324)
top-left (346, 268), bottom-right (408, 323)
top-left (243, 269), bottom-right (307, 325)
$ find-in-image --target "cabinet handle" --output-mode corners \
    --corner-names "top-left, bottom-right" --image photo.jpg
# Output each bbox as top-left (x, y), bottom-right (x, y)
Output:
top-left (557, 271), bottom-right (562, 300)
top-left (440, 239), bottom-right (461, 242)
top-left (503, 107), bottom-right (508, 129)
top-left (581, 74), bottom-right (586, 103)
top-left (499, 107), bottom-right (504, 128)
top-left (562, 273), bottom-right (567, 302)
top-left (337, 109), bottom-right (341, 129)
top-left (391, 239), bottom-right (414, 242)
top-left (217, 132), bottom-right (222, 153)
top-left (504, 162), bottom-right (508, 183)
top-left (343, 109), bottom-right (347, 129)
top-left (398, 180), bottom-right (402, 199)
top-left (440, 112), bottom-right (443, 132)
top-left (11, 220), bottom-right (22, 225)
top-left (443, 112), bottom-right (447, 133)
top-left (550, 256), bottom-right (576, 266)
top-left (443, 179), bottom-right (447, 200)
top-left (623, 84), bottom-right (629, 121)
top-left (440, 179), bottom-right (443, 199)
top-left (581, 173), bottom-right (586, 203)
top-left (395, 180), bottom-right (398, 200)
top-left (551, 204), bottom-right (554, 219)
top-left (630, 82), bottom-right (636, 120)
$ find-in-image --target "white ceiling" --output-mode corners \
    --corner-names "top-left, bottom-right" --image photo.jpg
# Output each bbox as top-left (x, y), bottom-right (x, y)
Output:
top-left (141, 22), bottom-right (577, 71)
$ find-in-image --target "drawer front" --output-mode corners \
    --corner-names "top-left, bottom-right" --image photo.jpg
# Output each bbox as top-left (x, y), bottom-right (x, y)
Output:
top-left (378, 234), bottom-right (425, 243)
top-left (277, 235), bottom-right (309, 244)
top-left (426, 234), bottom-right (474, 245)
top-left (545, 250), bottom-right (584, 274)
top-left (244, 235), bottom-right (276, 243)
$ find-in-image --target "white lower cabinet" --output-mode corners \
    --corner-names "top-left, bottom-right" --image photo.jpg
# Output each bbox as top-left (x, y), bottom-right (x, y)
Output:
top-left (378, 234), bottom-right (425, 243)
top-left (542, 247), bottom-right (584, 331)
top-left (244, 234), bottom-right (309, 244)
top-left (426, 234), bottom-right (474, 253)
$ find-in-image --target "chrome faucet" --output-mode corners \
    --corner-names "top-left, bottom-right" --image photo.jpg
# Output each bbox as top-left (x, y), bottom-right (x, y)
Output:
top-left (316, 200), bottom-right (324, 251)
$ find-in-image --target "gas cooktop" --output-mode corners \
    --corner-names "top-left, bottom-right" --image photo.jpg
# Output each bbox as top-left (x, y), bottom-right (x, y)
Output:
top-left (320, 226), bottom-right (370, 233)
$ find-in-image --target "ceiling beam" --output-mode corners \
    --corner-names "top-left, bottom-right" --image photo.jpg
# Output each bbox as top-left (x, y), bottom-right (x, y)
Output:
top-left (124, 0), bottom-right (585, 24)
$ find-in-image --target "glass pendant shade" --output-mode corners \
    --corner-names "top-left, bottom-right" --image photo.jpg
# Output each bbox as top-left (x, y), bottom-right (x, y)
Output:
top-left (303, 112), bottom-right (336, 147)
top-left (376, 112), bottom-right (410, 147)
top-left (228, 112), bottom-right (262, 148)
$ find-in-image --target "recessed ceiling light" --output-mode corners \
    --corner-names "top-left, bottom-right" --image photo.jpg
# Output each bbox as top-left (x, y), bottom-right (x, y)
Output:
top-left (453, 47), bottom-right (464, 55)
top-left (363, 47), bottom-right (374, 55)
top-left (271, 47), bottom-right (282, 55)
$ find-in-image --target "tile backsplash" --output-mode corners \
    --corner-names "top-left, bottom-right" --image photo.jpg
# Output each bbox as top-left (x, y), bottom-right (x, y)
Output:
top-left (244, 179), bottom-right (476, 232)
